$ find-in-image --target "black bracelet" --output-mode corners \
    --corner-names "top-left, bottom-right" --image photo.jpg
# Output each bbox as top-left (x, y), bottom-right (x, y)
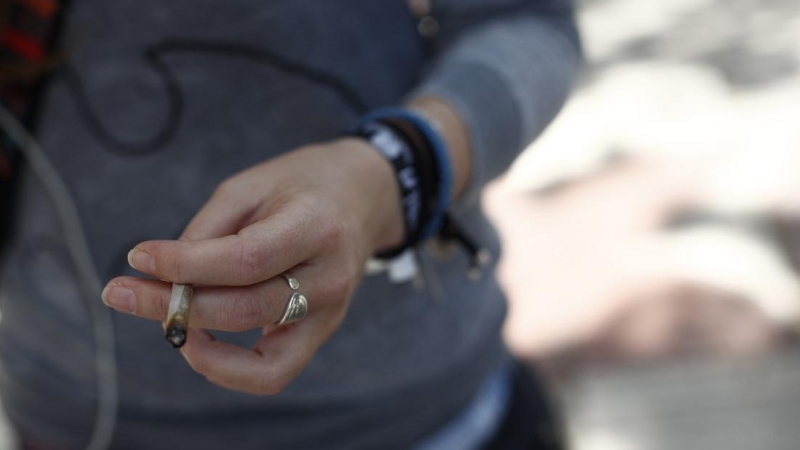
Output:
top-left (379, 118), bottom-right (443, 249)
top-left (350, 121), bottom-right (428, 258)
top-left (364, 108), bottom-right (453, 240)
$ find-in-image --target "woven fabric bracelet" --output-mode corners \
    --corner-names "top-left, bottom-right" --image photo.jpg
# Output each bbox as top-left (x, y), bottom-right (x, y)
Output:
top-left (350, 120), bottom-right (427, 258)
top-left (361, 107), bottom-right (454, 242)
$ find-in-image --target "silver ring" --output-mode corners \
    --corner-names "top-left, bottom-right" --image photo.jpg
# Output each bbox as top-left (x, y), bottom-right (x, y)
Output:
top-left (276, 272), bottom-right (307, 326)
top-left (281, 272), bottom-right (300, 291)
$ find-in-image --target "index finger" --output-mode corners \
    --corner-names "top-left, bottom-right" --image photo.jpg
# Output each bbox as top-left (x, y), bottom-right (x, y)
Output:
top-left (128, 207), bottom-right (330, 285)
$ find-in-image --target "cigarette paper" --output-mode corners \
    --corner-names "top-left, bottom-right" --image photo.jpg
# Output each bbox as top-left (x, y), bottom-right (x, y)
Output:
top-left (165, 283), bottom-right (193, 348)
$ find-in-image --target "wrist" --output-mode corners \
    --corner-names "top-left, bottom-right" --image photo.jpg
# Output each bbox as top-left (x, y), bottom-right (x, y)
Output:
top-left (330, 137), bottom-right (405, 255)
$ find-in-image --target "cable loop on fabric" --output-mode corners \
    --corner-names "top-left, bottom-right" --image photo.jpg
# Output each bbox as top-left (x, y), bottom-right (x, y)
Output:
top-left (63, 40), bottom-right (370, 156)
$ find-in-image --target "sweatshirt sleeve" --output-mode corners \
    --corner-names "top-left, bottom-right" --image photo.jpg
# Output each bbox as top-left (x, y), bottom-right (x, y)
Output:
top-left (410, 0), bottom-right (583, 209)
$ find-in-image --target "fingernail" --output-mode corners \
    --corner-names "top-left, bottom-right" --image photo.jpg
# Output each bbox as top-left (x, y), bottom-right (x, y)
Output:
top-left (102, 285), bottom-right (136, 313)
top-left (128, 247), bottom-right (155, 273)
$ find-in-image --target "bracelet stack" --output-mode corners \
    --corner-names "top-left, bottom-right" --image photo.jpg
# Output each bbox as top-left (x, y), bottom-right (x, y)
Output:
top-left (352, 107), bottom-right (451, 258)
top-left (351, 107), bottom-right (489, 277)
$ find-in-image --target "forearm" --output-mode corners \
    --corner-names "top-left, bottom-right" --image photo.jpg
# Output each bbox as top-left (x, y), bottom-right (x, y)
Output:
top-left (348, 4), bottom-right (583, 255)
top-left (410, 4), bottom-right (583, 207)
top-left (408, 96), bottom-right (472, 201)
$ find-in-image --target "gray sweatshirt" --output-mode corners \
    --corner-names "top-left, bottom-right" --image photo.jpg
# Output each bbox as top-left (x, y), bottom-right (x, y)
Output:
top-left (0, 1), bottom-right (581, 448)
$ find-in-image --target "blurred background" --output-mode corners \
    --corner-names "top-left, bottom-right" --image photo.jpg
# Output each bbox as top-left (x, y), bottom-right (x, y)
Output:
top-left (485, 0), bottom-right (800, 448)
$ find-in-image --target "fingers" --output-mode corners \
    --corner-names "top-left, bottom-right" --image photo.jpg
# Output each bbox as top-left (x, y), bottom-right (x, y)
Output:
top-left (180, 311), bottom-right (340, 395)
top-left (104, 255), bottom-right (352, 395)
top-left (179, 179), bottom-right (265, 241)
top-left (128, 205), bottom-right (333, 286)
top-left (103, 265), bottom-right (324, 332)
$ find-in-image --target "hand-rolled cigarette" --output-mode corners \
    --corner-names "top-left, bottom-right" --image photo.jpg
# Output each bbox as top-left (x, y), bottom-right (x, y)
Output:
top-left (165, 283), bottom-right (193, 348)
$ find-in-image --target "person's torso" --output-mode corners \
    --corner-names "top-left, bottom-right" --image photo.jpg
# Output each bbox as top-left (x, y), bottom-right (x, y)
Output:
top-left (0, 1), bottom-right (507, 448)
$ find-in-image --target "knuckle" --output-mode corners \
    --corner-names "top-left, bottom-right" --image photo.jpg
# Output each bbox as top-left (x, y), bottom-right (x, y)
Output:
top-left (184, 351), bottom-right (212, 375)
top-left (255, 373), bottom-right (290, 396)
top-left (220, 295), bottom-right (266, 331)
top-left (307, 197), bottom-right (345, 244)
top-left (204, 374), bottom-right (235, 393)
top-left (320, 215), bottom-right (345, 244)
top-left (237, 243), bottom-right (268, 282)
top-left (213, 178), bottom-right (238, 199)
top-left (147, 291), bottom-right (170, 319)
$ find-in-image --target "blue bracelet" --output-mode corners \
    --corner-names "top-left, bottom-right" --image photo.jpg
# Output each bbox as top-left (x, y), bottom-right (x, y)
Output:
top-left (362, 107), bottom-right (454, 241)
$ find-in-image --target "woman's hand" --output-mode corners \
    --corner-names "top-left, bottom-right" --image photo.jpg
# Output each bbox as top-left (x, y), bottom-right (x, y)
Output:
top-left (101, 138), bottom-right (403, 395)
